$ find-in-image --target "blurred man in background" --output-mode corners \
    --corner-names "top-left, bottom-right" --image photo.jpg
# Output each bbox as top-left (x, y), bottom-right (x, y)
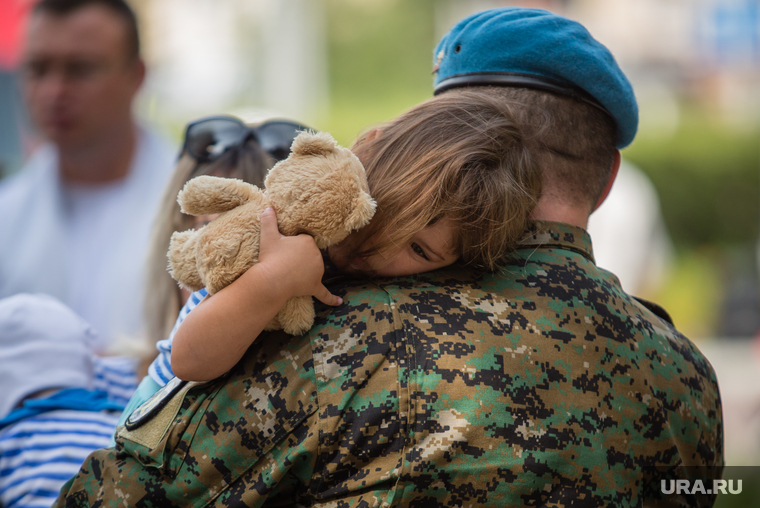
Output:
top-left (0, 0), bottom-right (175, 350)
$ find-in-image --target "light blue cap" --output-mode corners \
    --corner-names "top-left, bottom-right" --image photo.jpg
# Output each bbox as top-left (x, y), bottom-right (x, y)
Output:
top-left (433, 8), bottom-right (638, 149)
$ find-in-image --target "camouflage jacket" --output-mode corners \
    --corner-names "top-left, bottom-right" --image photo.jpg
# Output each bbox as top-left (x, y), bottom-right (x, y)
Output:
top-left (57, 221), bottom-right (723, 508)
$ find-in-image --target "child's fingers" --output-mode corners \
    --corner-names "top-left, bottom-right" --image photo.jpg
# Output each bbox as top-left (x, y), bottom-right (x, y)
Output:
top-left (313, 284), bottom-right (343, 307)
top-left (259, 207), bottom-right (281, 245)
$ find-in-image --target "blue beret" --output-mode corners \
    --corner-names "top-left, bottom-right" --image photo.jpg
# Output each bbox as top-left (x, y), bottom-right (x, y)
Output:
top-left (433, 8), bottom-right (638, 149)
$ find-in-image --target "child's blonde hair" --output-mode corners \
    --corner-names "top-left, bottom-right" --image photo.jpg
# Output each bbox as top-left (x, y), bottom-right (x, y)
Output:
top-left (349, 89), bottom-right (542, 271)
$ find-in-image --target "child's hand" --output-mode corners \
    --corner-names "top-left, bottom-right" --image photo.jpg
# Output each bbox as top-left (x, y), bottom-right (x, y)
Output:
top-left (257, 207), bottom-right (342, 307)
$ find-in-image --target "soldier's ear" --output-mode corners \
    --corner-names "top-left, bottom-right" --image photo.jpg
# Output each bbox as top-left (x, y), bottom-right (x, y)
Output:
top-left (592, 150), bottom-right (621, 212)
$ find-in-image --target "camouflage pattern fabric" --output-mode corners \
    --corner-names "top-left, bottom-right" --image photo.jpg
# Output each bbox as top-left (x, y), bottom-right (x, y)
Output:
top-left (56, 221), bottom-right (723, 507)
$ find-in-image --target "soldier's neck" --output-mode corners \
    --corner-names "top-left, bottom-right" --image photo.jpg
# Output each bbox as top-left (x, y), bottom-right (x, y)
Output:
top-left (530, 192), bottom-right (590, 230)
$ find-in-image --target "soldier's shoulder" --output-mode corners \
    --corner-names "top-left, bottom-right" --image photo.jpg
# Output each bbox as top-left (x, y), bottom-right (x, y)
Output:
top-left (632, 296), bottom-right (674, 325)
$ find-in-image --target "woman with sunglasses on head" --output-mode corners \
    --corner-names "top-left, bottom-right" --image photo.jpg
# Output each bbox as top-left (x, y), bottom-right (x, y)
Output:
top-left (122, 90), bottom-right (541, 399)
top-left (143, 117), bottom-right (307, 357)
top-left (115, 117), bottom-right (311, 431)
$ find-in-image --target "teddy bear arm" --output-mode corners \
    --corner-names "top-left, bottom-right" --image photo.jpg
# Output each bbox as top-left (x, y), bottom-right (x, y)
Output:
top-left (179, 175), bottom-right (265, 216)
top-left (168, 230), bottom-right (205, 292)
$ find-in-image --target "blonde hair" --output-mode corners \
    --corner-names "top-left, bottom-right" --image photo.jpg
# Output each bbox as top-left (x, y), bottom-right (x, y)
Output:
top-left (349, 89), bottom-right (542, 271)
top-left (143, 140), bottom-right (273, 345)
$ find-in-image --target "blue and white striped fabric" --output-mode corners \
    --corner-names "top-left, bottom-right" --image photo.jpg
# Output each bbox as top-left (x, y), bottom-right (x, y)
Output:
top-left (0, 409), bottom-right (120, 508)
top-left (92, 356), bottom-right (139, 407)
top-left (148, 288), bottom-right (207, 387)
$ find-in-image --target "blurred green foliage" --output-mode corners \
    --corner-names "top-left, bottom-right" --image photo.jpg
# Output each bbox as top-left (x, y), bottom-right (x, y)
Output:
top-left (624, 108), bottom-right (760, 337)
top-left (624, 108), bottom-right (760, 249)
top-left (713, 468), bottom-right (760, 507)
top-left (321, 0), bottom-right (436, 145)
top-left (654, 248), bottom-right (723, 339)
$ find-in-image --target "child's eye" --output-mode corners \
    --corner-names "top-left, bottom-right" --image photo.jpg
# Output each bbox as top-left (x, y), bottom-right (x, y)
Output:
top-left (411, 242), bottom-right (429, 260)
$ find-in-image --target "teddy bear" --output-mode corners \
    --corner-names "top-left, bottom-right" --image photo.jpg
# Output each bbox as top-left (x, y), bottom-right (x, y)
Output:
top-left (167, 130), bottom-right (376, 335)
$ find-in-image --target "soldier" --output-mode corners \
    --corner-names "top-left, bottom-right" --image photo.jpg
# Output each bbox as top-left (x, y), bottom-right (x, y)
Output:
top-left (56, 8), bottom-right (722, 508)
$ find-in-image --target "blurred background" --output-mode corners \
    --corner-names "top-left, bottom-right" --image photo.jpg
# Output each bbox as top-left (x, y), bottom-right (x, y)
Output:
top-left (1, 0), bottom-right (759, 473)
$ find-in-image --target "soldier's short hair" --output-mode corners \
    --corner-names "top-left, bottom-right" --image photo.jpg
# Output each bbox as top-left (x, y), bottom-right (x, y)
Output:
top-left (462, 85), bottom-right (618, 212)
top-left (33, 0), bottom-right (141, 61)
top-left (348, 89), bottom-right (543, 271)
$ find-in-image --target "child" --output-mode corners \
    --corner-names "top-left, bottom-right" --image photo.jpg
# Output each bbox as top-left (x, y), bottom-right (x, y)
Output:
top-left (115, 117), bottom-right (310, 431)
top-left (143, 117), bottom-right (309, 354)
top-left (0, 294), bottom-right (124, 508)
top-left (121, 89), bottom-right (542, 417)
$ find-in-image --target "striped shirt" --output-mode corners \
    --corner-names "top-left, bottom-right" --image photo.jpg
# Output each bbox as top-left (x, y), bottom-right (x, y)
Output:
top-left (92, 356), bottom-right (139, 407)
top-left (148, 288), bottom-right (207, 386)
top-left (0, 359), bottom-right (136, 508)
top-left (0, 409), bottom-right (120, 508)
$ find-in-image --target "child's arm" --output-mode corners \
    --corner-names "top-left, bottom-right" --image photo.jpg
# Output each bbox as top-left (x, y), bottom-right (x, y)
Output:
top-left (148, 288), bottom-right (208, 385)
top-left (113, 288), bottom-right (206, 442)
top-left (170, 207), bottom-right (341, 382)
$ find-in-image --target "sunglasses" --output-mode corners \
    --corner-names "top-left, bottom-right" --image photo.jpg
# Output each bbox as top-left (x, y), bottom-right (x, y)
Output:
top-left (182, 116), bottom-right (312, 163)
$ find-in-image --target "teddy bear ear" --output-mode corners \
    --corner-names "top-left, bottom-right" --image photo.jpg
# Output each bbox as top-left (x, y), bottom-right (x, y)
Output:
top-left (290, 131), bottom-right (338, 157)
top-left (345, 193), bottom-right (377, 233)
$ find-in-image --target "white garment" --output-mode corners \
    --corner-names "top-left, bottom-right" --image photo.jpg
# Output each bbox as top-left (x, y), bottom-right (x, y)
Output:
top-left (0, 128), bottom-right (176, 352)
top-left (587, 160), bottom-right (674, 295)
